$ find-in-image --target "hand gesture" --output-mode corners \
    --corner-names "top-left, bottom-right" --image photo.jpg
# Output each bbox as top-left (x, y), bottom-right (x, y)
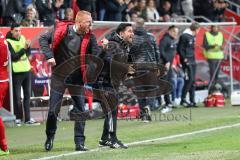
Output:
top-left (47, 58), bottom-right (56, 66)
top-left (128, 64), bottom-right (135, 75)
top-left (101, 38), bottom-right (109, 49)
top-left (165, 62), bottom-right (170, 71)
top-left (25, 40), bottom-right (31, 49)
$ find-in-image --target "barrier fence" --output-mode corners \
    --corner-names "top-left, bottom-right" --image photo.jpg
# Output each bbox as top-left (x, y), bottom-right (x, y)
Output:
top-left (1, 21), bottom-right (239, 114)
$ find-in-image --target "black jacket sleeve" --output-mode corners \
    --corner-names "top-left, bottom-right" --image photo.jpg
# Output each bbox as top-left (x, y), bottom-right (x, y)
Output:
top-left (177, 34), bottom-right (187, 60)
top-left (39, 31), bottom-right (54, 60)
top-left (104, 45), bottom-right (129, 78)
top-left (88, 34), bottom-right (101, 56)
top-left (202, 33), bottom-right (215, 50)
top-left (151, 35), bottom-right (160, 63)
top-left (8, 42), bottom-right (29, 62)
top-left (159, 37), bottom-right (170, 64)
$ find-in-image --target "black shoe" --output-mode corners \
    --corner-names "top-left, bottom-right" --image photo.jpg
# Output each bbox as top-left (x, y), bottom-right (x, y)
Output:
top-left (45, 136), bottom-right (54, 151)
top-left (141, 106), bottom-right (152, 122)
top-left (99, 139), bottom-right (112, 147)
top-left (180, 100), bottom-right (191, 107)
top-left (110, 139), bottom-right (128, 149)
top-left (75, 144), bottom-right (89, 151)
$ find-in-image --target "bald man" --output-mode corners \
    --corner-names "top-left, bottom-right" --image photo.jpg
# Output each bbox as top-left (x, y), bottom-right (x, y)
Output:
top-left (39, 11), bottom-right (100, 151)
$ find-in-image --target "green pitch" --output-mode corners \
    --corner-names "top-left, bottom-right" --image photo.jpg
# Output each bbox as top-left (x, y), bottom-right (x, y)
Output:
top-left (3, 103), bottom-right (240, 160)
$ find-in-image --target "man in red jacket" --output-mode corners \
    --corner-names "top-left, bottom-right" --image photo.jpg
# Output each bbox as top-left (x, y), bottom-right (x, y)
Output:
top-left (0, 32), bottom-right (10, 156)
top-left (39, 10), bottom-right (100, 151)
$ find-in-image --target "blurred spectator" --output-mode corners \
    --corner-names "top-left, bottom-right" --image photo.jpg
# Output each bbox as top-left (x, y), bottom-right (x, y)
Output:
top-left (146, 0), bottom-right (160, 22)
top-left (212, 0), bottom-right (229, 22)
top-left (3, 0), bottom-right (26, 26)
top-left (194, 0), bottom-right (215, 22)
top-left (194, 0), bottom-right (228, 22)
top-left (21, 5), bottom-right (39, 27)
top-left (97, 0), bottom-right (107, 21)
top-left (122, 0), bottom-right (138, 21)
top-left (104, 0), bottom-right (129, 21)
top-left (35, 0), bottom-right (63, 26)
top-left (171, 0), bottom-right (183, 15)
top-left (181, 0), bottom-right (194, 17)
top-left (63, 0), bottom-right (72, 8)
top-left (131, 0), bottom-right (147, 20)
top-left (0, 0), bottom-right (8, 25)
top-left (64, 8), bottom-right (74, 20)
top-left (57, 0), bottom-right (73, 20)
top-left (131, 12), bottom-right (139, 22)
top-left (23, 0), bottom-right (33, 9)
top-left (77, 0), bottom-right (97, 20)
top-left (158, 0), bottom-right (173, 22)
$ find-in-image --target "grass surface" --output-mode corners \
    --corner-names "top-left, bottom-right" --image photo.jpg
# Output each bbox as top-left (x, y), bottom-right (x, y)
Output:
top-left (2, 104), bottom-right (240, 160)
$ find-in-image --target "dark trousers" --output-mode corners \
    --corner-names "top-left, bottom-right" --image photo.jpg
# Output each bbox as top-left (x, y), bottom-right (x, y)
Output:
top-left (99, 86), bottom-right (119, 141)
top-left (208, 59), bottom-right (221, 84)
top-left (137, 85), bottom-right (152, 117)
top-left (163, 69), bottom-right (173, 105)
top-left (46, 75), bottom-right (86, 145)
top-left (181, 64), bottom-right (196, 103)
top-left (101, 108), bottom-right (118, 140)
top-left (12, 72), bottom-right (31, 122)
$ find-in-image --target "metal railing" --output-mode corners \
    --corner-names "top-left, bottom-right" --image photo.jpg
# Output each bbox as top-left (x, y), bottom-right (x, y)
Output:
top-left (225, 0), bottom-right (240, 14)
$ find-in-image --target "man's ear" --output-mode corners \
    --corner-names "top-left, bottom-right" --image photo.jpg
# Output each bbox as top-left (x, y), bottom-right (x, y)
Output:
top-left (119, 32), bottom-right (123, 37)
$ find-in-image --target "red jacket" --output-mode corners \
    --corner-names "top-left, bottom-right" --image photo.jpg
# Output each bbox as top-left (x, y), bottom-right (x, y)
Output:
top-left (52, 21), bottom-right (91, 83)
top-left (0, 32), bottom-right (9, 82)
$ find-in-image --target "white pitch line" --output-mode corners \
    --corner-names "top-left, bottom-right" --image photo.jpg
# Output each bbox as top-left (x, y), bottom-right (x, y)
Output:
top-left (32, 122), bottom-right (240, 160)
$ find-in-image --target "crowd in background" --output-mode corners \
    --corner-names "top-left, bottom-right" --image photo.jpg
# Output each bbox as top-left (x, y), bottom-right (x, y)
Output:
top-left (0, 0), bottom-right (231, 27)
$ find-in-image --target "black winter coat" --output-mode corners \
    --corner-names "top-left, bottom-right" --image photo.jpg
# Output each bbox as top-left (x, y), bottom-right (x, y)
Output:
top-left (98, 33), bottom-right (130, 87)
top-left (177, 29), bottom-right (196, 65)
top-left (130, 27), bottom-right (160, 63)
top-left (159, 33), bottom-right (177, 65)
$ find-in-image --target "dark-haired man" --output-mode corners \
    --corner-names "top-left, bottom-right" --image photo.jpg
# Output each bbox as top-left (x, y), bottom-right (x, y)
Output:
top-left (159, 25), bottom-right (179, 112)
top-left (203, 25), bottom-right (224, 85)
top-left (7, 24), bottom-right (39, 126)
top-left (177, 22), bottom-right (200, 107)
top-left (98, 23), bottom-right (135, 149)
